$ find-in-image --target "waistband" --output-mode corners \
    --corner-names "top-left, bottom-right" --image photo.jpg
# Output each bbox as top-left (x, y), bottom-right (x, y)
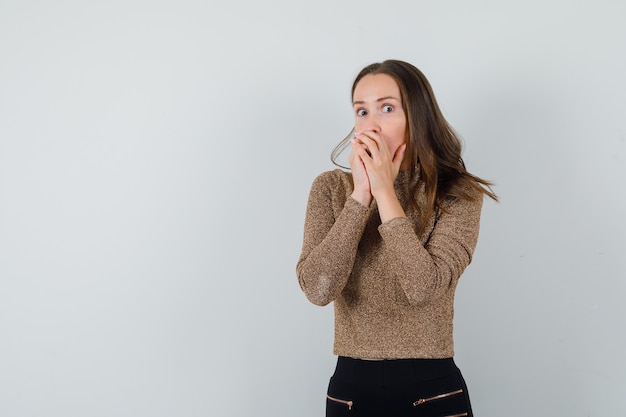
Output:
top-left (332, 356), bottom-right (459, 386)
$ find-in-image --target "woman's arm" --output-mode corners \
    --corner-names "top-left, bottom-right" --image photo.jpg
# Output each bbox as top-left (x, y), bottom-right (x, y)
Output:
top-left (296, 172), bottom-right (372, 306)
top-left (379, 193), bottom-right (483, 306)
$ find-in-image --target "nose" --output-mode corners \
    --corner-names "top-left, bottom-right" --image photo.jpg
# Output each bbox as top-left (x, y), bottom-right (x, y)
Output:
top-left (356, 114), bottom-right (381, 134)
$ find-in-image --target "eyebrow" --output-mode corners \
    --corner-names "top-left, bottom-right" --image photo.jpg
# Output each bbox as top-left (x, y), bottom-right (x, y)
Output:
top-left (353, 96), bottom-right (401, 105)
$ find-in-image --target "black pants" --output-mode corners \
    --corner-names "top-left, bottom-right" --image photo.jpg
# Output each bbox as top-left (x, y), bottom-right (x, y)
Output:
top-left (326, 356), bottom-right (473, 417)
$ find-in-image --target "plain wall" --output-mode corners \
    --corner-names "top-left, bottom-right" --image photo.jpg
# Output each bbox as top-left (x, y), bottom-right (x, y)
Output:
top-left (1, 1), bottom-right (625, 416)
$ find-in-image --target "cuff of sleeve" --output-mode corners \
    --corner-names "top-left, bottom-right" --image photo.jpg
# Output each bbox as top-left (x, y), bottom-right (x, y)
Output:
top-left (378, 216), bottom-right (411, 236)
top-left (347, 195), bottom-right (374, 213)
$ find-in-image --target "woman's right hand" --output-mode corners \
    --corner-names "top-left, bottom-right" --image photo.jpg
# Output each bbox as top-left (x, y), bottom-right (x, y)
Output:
top-left (349, 138), bottom-right (373, 207)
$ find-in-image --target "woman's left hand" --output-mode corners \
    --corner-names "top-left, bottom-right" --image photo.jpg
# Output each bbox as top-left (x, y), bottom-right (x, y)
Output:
top-left (353, 131), bottom-right (407, 223)
top-left (352, 131), bottom-right (406, 198)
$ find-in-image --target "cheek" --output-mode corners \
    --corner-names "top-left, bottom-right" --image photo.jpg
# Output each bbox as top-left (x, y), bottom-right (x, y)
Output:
top-left (392, 121), bottom-right (408, 144)
top-left (383, 137), bottom-right (403, 154)
top-left (379, 121), bottom-right (405, 152)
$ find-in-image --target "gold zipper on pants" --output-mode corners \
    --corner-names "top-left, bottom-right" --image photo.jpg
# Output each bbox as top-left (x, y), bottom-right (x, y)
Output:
top-left (413, 388), bottom-right (464, 406)
top-left (327, 394), bottom-right (353, 410)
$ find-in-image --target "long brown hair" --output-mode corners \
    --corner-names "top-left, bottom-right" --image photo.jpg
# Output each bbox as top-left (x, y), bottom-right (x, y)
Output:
top-left (332, 60), bottom-right (497, 232)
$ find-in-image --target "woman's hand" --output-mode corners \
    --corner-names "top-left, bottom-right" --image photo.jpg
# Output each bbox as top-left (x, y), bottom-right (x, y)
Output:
top-left (352, 130), bottom-right (407, 222)
top-left (349, 136), bottom-right (372, 207)
top-left (353, 131), bottom-right (406, 197)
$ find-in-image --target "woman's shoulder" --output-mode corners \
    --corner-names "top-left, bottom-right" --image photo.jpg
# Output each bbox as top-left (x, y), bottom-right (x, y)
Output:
top-left (311, 169), bottom-right (353, 191)
top-left (439, 182), bottom-right (484, 216)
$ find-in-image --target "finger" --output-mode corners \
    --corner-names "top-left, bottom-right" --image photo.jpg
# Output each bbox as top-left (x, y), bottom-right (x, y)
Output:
top-left (353, 131), bottom-right (381, 153)
top-left (390, 144), bottom-right (407, 175)
top-left (392, 143), bottom-right (407, 164)
top-left (355, 129), bottom-right (381, 141)
top-left (356, 131), bottom-right (396, 162)
top-left (351, 138), bottom-right (374, 158)
top-left (354, 130), bottom-right (380, 144)
top-left (348, 145), bottom-right (366, 168)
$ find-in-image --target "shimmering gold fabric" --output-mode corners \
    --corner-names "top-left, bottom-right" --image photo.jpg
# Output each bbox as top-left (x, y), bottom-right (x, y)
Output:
top-left (297, 169), bottom-right (483, 359)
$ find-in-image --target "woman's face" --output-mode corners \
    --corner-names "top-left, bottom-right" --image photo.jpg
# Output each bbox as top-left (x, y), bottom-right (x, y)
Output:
top-left (352, 73), bottom-right (408, 159)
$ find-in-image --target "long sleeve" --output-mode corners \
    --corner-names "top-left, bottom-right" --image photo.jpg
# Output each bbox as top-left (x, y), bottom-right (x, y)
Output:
top-left (296, 171), bottom-right (372, 306)
top-left (378, 191), bottom-right (483, 306)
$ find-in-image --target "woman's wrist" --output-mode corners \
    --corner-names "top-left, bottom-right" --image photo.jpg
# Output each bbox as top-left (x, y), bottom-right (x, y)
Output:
top-left (351, 190), bottom-right (372, 207)
top-left (374, 189), bottom-right (406, 223)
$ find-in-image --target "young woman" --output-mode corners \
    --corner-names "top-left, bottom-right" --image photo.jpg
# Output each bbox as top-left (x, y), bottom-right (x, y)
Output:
top-left (296, 60), bottom-right (497, 417)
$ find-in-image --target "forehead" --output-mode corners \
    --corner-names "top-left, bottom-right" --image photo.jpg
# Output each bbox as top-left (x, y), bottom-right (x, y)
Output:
top-left (353, 73), bottom-right (401, 102)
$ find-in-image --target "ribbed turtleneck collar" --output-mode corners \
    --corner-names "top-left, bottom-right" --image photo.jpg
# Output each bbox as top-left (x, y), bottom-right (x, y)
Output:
top-left (395, 163), bottom-right (422, 187)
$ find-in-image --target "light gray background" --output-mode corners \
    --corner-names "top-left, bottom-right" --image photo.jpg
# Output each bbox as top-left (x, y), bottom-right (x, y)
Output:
top-left (1, 1), bottom-right (624, 416)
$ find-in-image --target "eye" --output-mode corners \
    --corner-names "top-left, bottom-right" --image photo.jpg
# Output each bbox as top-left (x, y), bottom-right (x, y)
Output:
top-left (356, 108), bottom-right (367, 117)
top-left (382, 105), bottom-right (394, 113)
